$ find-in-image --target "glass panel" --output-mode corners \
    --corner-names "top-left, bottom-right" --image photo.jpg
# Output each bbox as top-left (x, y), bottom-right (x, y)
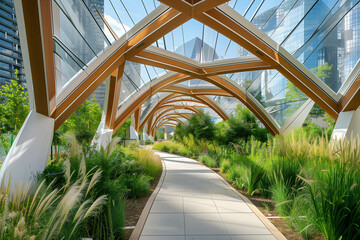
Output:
top-left (53, 40), bottom-right (84, 94)
top-left (55, 0), bottom-right (110, 56)
top-left (268, 99), bottom-right (307, 126)
top-left (302, 3), bottom-right (360, 92)
top-left (153, 19), bottom-right (249, 62)
top-left (53, 2), bottom-right (96, 66)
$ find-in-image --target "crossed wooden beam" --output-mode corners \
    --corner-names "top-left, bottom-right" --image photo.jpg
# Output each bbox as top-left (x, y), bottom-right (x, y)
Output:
top-left (18, 0), bottom-right (360, 137)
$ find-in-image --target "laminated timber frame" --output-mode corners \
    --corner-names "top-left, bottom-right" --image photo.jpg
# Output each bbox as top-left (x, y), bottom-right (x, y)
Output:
top-left (115, 72), bottom-right (280, 135)
top-left (138, 92), bottom-right (229, 131)
top-left (141, 93), bottom-right (228, 133)
top-left (21, 0), bottom-right (360, 139)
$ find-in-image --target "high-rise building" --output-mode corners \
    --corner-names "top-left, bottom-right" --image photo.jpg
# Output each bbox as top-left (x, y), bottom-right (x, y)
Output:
top-left (236, 0), bottom-right (360, 124)
top-left (0, 0), bottom-right (24, 87)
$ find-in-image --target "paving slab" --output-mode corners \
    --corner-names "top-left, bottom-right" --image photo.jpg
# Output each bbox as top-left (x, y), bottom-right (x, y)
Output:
top-left (139, 151), bottom-right (284, 239)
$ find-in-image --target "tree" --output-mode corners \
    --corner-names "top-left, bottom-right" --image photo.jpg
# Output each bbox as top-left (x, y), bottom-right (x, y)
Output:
top-left (226, 105), bottom-right (258, 142)
top-left (0, 72), bottom-right (29, 154)
top-left (174, 109), bottom-right (216, 141)
top-left (59, 97), bottom-right (101, 144)
top-left (156, 130), bottom-right (165, 140)
top-left (0, 78), bottom-right (29, 135)
top-left (214, 121), bottom-right (229, 144)
top-left (186, 109), bottom-right (216, 141)
top-left (113, 118), bottom-right (131, 139)
top-left (174, 122), bottom-right (188, 141)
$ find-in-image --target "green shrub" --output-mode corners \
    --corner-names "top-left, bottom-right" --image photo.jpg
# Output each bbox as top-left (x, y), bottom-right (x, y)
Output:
top-left (123, 174), bottom-right (152, 199)
top-left (128, 140), bottom-right (140, 149)
top-left (242, 161), bottom-right (266, 196)
top-left (40, 161), bottom-right (65, 187)
top-left (225, 165), bottom-right (242, 182)
top-left (272, 179), bottom-right (293, 217)
top-left (199, 154), bottom-right (217, 168)
top-left (133, 149), bottom-right (162, 178)
top-left (145, 140), bottom-right (154, 145)
top-left (220, 159), bottom-right (231, 173)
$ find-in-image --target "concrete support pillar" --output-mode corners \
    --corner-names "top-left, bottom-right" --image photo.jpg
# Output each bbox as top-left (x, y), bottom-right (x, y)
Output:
top-left (332, 107), bottom-right (360, 140)
top-left (92, 76), bottom-right (115, 150)
top-left (92, 120), bottom-right (113, 151)
top-left (142, 122), bottom-right (154, 141)
top-left (143, 131), bottom-right (153, 141)
top-left (279, 99), bottom-right (315, 136)
top-left (0, 110), bottom-right (54, 188)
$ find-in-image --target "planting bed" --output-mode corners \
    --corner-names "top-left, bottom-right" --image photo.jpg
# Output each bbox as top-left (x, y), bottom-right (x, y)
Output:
top-left (215, 169), bottom-right (325, 240)
top-left (123, 172), bottom-right (161, 239)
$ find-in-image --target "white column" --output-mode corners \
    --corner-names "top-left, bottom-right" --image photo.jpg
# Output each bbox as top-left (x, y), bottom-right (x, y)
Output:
top-left (142, 131), bottom-right (153, 141)
top-left (92, 76), bottom-right (114, 150)
top-left (142, 122), bottom-right (153, 141)
top-left (130, 114), bottom-right (139, 140)
top-left (130, 126), bottom-right (139, 140)
top-left (92, 120), bottom-right (113, 151)
top-left (0, 110), bottom-right (54, 188)
top-left (332, 107), bottom-right (360, 140)
top-left (279, 99), bottom-right (315, 136)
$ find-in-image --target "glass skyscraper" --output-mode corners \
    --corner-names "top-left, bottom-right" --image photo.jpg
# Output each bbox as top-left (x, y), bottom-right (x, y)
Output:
top-left (0, 0), bottom-right (24, 87)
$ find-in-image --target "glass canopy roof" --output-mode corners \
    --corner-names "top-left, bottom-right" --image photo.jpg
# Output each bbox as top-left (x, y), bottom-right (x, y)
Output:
top-left (50, 0), bottom-right (360, 133)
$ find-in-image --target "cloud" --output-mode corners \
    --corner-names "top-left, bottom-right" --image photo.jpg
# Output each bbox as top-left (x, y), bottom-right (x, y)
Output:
top-left (103, 14), bottom-right (130, 40)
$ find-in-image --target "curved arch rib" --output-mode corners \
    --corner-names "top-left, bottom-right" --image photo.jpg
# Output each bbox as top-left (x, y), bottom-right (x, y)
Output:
top-left (157, 1), bottom-right (339, 119)
top-left (145, 105), bottom-right (202, 135)
top-left (114, 72), bottom-right (279, 135)
top-left (151, 118), bottom-right (184, 136)
top-left (140, 94), bottom-right (229, 131)
top-left (52, 6), bottom-right (191, 130)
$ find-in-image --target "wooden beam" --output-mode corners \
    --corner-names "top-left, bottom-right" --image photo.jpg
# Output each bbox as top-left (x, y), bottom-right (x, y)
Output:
top-left (151, 117), bottom-right (184, 135)
top-left (114, 71), bottom-right (279, 135)
top-left (147, 106), bottom-right (200, 135)
top-left (113, 74), bottom-right (192, 132)
top-left (105, 64), bottom-right (125, 129)
top-left (338, 74), bottom-right (360, 113)
top-left (162, 85), bottom-right (232, 96)
top-left (53, 9), bottom-right (189, 130)
top-left (131, 49), bottom-right (271, 76)
top-left (158, 0), bottom-right (230, 18)
top-left (134, 107), bottom-right (141, 132)
top-left (128, 51), bottom-right (279, 134)
top-left (39, 0), bottom-right (56, 116)
top-left (140, 95), bottom-right (222, 131)
top-left (195, 6), bottom-right (339, 118)
top-left (17, 0), bottom-right (53, 117)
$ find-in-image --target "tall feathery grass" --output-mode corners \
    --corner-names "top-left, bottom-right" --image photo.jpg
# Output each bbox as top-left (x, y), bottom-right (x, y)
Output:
top-left (0, 162), bottom-right (106, 239)
top-left (133, 149), bottom-right (162, 178)
top-left (165, 128), bottom-right (360, 239)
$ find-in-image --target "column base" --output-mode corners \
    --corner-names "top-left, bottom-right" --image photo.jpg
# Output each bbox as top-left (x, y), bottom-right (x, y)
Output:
top-left (0, 110), bottom-right (54, 188)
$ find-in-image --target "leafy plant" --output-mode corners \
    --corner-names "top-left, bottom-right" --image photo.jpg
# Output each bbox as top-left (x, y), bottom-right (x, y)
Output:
top-left (0, 165), bottom-right (106, 240)
top-left (199, 154), bottom-right (217, 168)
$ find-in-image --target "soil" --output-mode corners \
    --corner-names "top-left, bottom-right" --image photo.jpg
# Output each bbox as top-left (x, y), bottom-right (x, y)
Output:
top-left (123, 172), bottom-right (161, 239)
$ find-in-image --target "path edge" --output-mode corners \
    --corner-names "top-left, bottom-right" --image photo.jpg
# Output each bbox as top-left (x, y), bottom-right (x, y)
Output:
top-left (209, 165), bottom-right (287, 240)
top-left (129, 150), bottom-right (167, 240)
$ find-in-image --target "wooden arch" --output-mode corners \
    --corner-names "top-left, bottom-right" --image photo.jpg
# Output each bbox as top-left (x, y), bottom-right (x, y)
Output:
top-left (138, 92), bottom-right (229, 132)
top-left (114, 73), bottom-right (279, 135)
top-left (151, 118), bottom-right (184, 136)
top-left (20, 0), bottom-right (360, 138)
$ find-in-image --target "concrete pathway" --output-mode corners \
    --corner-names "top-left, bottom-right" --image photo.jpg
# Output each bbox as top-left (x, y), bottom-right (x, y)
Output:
top-left (139, 151), bottom-right (281, 240)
